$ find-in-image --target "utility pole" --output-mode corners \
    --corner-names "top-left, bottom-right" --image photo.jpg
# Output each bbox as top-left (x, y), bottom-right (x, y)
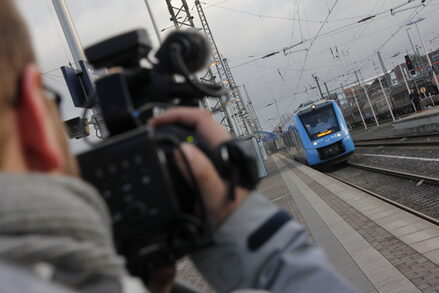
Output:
top-left (324, 82), bottom-right (331, 99)
top-left (377, 75), bottom-right (396, 121)
top-left (413, 21), bottom-right (439, 92)
top-left (165, 0), bottom-right (237, 135)
top-left (51, 0), bottom-right (105, 135)
top-left (399, 64), bottom-right (417, 111)
top-left (342, 83), bottom-right (367, 130)
top-left (398, 63), bottom-right (413, 92)
top-left (144, 0), bottom-right (162, 44)
top-left (51, 0), bottom-right (85, 69)
top-left (377, 51), bottom-right (391, 88)
top-left (313, 74), bottom-right (325, 99)
top-left (355, 70), bottom-right (379, 127)
top-left (406, 29), bottom-right (423, 71)
top-left (373, 57), bottom-right (395, 121)
top-left (243, 84), bottom-right (262, 132)
top-left (352, 87), bottom-right (368, 130)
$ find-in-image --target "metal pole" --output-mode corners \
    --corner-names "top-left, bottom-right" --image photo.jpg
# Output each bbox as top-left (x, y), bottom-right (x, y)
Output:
top-left (414, 22), bottom-right (439, 91)
top-left (406, 29), bottom-right (422, 69)
top-left (51, 0), bottom-right (85, 69)
top-left (350, 85), bottom-right (367, 130)
top-left (243, 84), bottom-right (263, 132)
top-left (399, 64), bottom-right (417, 112)
top-left (51, 0), bottom-right (105, 135)
top-left (313, 74), bottom-right (325, 99)
top-left (356, 70), bottom-right (379, 127)
top-left (377, 51), bottom-right (391, 88)
top-left (144, 0), bottom-right (162, 44)
top-left (428, 92), bottom-right (436, 106)
top-left (377, 75), bottom-right (396, 121)
top-left (399, 64), bottom-right (411, 93)
top-left (324, 82), bottom-right (331, 99)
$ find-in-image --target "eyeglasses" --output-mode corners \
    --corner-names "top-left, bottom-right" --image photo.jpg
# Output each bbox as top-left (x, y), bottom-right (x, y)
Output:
top-left (42, 84), bottom-right (63, 115)
top-left (11, 79), bottom-right (63, 115)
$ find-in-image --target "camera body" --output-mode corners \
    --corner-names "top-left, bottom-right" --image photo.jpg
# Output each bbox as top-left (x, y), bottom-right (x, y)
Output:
top-left (76, 29), bottom-right (259, 280)
top-left (76, 29), bottom-right (224, 278)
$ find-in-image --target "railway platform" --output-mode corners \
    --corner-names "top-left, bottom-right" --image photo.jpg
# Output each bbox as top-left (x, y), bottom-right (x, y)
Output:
top-left (350, 107), bottom-right (439, 141)
top-left (177, 154), bottom-right (439, 293)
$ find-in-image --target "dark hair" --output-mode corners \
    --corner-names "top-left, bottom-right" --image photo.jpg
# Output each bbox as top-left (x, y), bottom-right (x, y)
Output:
top-left (0, 0), bottom-right (35, 161)
top-left (0, 0), bottom-right (35, 105)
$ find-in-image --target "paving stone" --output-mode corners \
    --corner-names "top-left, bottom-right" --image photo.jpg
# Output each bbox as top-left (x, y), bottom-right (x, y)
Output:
top-left (412, 237), bottom-right (439, 254)
top-left (390, 222), bottom-right (433, 238)
top-left (282, 156), bottom-right (439, 293)
top-left (424, 249), bottom-right (439, 265)
top-left (399, 227), bottom-right (439, 245)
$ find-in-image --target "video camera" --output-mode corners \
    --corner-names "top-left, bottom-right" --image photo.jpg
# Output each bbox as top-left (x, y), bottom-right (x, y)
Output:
top-left (75, 29), bottom-right (259, 281)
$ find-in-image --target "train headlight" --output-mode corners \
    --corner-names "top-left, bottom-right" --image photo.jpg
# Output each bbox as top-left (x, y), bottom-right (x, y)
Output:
top-left (337, 133), bottom-right (341, 137)
top-left (311, 104), bottom-right (316, 110)
top-left (313, 142), bottom-right (318, 146)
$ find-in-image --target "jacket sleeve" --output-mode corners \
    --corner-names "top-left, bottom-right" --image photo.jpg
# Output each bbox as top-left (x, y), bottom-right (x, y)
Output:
top-left (190, 192), bottom-right (356, 293)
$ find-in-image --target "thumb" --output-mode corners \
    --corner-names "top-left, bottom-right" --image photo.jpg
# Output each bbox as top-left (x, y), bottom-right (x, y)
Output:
top-left (178, 143), bottom-right (226, 200)
top-left (176, 143), bottom-right (227, 225)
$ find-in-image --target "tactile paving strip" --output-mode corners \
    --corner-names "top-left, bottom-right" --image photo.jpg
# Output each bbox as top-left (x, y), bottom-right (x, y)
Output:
top-left (287, 159), bottom-right (439, 292)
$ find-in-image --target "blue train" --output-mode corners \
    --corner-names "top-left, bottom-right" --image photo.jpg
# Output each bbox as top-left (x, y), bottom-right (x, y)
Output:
top-left (282, 100), bottom-right (355, 167)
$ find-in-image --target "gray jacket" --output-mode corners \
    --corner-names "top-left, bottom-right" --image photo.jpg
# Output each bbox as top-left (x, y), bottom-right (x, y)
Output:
top-left (0, 174), bottom-right (354, 293)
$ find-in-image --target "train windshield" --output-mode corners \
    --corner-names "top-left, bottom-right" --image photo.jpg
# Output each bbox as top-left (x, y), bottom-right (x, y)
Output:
top-left (299, 104), bottom-right (340, 141)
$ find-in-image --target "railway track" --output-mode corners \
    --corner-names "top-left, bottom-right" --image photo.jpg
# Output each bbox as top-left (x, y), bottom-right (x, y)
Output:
top-left (354, 134), bottom-right (439, 147)
top-left (326, 162), bottom-right (439, 225)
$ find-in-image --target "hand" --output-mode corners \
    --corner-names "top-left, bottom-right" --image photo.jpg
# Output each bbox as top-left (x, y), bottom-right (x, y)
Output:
top-left (147, 266), bottom-right (175, 293)
top-left (150, 107), bottom-right (249, 228)
top-left (150, 107), bottom-right (231, 146)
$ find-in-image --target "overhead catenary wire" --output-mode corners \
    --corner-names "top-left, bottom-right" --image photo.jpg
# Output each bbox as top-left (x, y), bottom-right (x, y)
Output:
top-left (230, 15), bottom-right (390, 70)
top-left (208, 0), bottom-right (436, 130)
top-left (285, 0), bottom-right (340, 113)
top-left (289, 0), bottom-right (433, 114)
top-left (354, 0), bottom-right (433, 77)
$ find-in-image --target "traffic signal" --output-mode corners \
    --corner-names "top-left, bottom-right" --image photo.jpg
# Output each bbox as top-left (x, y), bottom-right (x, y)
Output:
top-left (405, 55), bottom-right (416, 75)
top-left (278, 126), bottom-right (283, 134)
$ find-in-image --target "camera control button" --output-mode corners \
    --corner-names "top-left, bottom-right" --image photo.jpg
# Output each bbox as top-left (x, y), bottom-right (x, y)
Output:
top-left (121, 182), bottom-right (133, 192)
top-left (141, 175), bottom-right (151, 185)
top-left (126, 202), bottom-right (147, 223)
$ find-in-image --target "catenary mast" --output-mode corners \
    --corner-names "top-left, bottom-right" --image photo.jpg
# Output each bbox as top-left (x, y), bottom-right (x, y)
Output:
top-left (165, 0), bottom-right (237, 135)
top-left (193, 0), bottom-right (253, 136)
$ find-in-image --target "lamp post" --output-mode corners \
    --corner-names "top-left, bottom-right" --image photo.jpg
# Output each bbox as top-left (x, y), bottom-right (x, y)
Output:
top-left (407, 18), bottom-right (439, 92)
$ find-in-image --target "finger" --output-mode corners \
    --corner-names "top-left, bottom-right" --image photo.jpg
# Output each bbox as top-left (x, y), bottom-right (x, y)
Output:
top-left (176, 143), bottom-right (227, 226)
top-left (147, 265), bottom-right (176, 293)
top-left (178, 143), bottom-right (225, 202)
top-left (150, 107), bottom-right (210, 127)
top-left (151, 107), bottom-right (230, 146)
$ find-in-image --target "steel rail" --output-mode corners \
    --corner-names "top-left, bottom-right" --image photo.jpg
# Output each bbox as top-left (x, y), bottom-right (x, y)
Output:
top-left (354, 136), bottom-right (439, 147)
top-left (348, 162), bottom-right (439, 186)
top-left (325, 163), bottom-right (439, 225)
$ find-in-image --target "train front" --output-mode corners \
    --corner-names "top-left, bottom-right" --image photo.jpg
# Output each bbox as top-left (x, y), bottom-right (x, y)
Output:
top-left (296, 100), bottom-right (355, 166)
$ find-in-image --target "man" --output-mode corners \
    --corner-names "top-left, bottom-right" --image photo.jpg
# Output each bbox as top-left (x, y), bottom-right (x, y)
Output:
top-left (0, 1), bottom-right (354, 292)
top-left (409, 88), bottom-right (421, 112)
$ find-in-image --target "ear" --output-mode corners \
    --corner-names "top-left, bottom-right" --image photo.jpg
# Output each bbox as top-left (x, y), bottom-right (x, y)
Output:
top-left (16, 64), bottom-right (64, 173)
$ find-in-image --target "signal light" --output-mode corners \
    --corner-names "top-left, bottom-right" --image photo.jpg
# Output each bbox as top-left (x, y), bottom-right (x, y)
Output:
top-left (405, 55), bottom-right (416, 75)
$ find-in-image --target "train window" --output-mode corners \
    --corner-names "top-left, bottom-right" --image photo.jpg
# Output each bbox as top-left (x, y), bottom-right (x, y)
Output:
top-left (299, 105), bottom-right (340, 141)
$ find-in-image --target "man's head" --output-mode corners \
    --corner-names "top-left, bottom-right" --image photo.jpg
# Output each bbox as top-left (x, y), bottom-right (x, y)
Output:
top-left (0, 0), bottom-right (78, 175)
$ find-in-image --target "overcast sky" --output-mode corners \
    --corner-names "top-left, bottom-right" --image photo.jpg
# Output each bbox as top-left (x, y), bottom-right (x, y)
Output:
top-left (16, 0), bottom-right (439, 133)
